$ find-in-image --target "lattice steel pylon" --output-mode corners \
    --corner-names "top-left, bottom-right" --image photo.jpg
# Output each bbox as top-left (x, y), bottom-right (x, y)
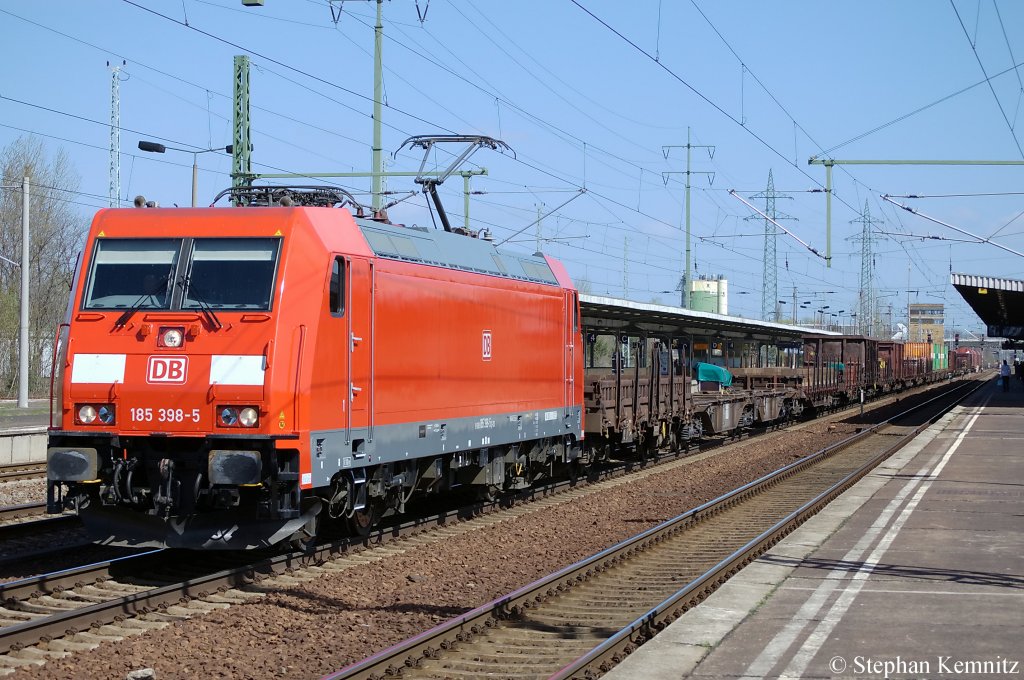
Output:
top-left (746, 170), bottom-right (794, 321)
top-left (849, 200), bottom-right (883, 336)
top-left (232, 55), bottom-right (252, 204)
top-left (107, 60), bottom-right (126, 208)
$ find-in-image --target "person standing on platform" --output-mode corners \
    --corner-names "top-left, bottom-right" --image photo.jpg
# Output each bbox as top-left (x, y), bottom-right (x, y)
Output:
top-left (1016, 360), bottom-right (1023, 389)
top-left (1000, 360), bottom-right (1011, 392)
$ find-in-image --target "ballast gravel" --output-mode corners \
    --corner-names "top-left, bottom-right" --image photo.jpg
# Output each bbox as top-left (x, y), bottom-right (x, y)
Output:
top-left (0, 479), bottom-right (47, 509)
top-left (6, 393), bottom-right (940, 680)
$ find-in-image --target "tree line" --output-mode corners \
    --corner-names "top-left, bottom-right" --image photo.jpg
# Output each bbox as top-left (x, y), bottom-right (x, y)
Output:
top-left (0, 136), bottom-right (88, 399)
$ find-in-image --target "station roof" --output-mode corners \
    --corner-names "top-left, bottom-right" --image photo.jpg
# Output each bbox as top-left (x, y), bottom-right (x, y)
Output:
top-left (951, 273), bottom-right (1024, 340)
top-left (580, 294), bottom-right (838, 342)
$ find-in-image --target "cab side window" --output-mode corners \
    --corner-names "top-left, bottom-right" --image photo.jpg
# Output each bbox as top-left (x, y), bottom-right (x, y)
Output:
top-left (330, 257), bottom-right (345, 316)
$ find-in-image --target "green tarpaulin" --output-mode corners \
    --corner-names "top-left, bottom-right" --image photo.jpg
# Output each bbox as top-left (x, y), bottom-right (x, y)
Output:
top-left (694, 362), bottom-right (732, 387)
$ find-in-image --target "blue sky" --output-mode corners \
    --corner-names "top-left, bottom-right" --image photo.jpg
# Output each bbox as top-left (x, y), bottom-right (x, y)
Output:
top-left (3, 0), bottom-right (1024, 333)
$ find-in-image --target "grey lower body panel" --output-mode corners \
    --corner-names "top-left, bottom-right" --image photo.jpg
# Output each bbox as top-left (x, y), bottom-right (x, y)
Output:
top-left (79, 504), bottom-right (319, 550)
top-left (308, 406), bottom-right (583, 488)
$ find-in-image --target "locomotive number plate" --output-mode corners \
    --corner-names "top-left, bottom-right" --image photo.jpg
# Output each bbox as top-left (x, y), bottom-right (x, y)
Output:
top-left (129, 407), bottom-right (201, 424)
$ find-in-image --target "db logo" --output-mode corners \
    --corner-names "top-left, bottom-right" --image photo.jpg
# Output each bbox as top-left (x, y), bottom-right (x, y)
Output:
top-left (482, 330), bottom-right (492, 361)
top-left (147, 356), bottom-right (188, 384)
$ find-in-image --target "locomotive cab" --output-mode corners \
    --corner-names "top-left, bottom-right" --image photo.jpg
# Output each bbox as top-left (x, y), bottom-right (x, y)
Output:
top-left (46, 211), bottom-right (320, 548)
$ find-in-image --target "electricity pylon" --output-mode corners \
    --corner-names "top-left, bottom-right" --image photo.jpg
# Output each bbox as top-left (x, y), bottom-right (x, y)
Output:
top-left (849, 200), bottom-right (883, 336)
top-left (746, 170), bottom-right (795, 321)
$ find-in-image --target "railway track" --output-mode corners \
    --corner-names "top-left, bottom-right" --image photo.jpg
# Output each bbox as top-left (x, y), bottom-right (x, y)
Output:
top-left (0, 502), bottom-right (89, 577)
top-left (0, 377), bottom-right (978, 673)
top-left (325, 375), bottom-right (981, 679)
top-left (0, 468), bottom-right (634, 666)
top-left (0, 371), bottom-right (917, 555)
top-left (0, 464), bottom-right (46, 483)
top-left (0, 502), bottom-right (45, 523)
top-left (0, 503), bottom-right (79, 543)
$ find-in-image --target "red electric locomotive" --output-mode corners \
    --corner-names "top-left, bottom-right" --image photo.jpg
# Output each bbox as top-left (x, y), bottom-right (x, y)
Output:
top-left (47, 191), bottom-right (583, 549)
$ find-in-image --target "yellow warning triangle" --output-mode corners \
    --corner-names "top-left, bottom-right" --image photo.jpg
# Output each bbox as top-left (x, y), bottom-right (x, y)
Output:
top-left (97, 231), bottom-right (105, 237)
top-left (274, 229), bottom-right (283, 236)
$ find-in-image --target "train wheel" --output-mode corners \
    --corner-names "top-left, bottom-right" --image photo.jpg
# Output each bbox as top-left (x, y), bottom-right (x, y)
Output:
top-left (567, 459), bottom-right (581, 486)
top-left (347, 504), bottom-right (379, 538)
top-left (636, 432), bottom-right (648, 465)
top-left (475, 484), bottom-right (500, 502)
top-left (647, 429), bottom-right (661, 463)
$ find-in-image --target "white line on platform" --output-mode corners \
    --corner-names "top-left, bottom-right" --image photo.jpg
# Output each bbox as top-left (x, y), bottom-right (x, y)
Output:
top-left (741, 398), bottom-right (989, 679)
top-left (782, 586), bottom-right (1023, 597)
top-left (776, 401), bottom-right (988, 680)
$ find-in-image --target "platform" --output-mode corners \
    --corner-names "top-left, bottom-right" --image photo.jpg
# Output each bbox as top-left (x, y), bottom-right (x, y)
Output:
top-left (0, 399), bottom-right (48, 430)
top-left (604, 379), bottom-right (1023, 680)
top-left (0, 400), bottom-right (49, 464)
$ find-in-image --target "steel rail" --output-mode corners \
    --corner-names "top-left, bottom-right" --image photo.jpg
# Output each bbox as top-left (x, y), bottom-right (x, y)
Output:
top-left (552, 377), bottom-right (983, 678)
top-left (0, 463), bottom-right (46, 482)
top-left (0, 550), bottom-right (172, 604)
top-left (0, 377), bottom-right (973, 661)
top-left (0, 471), bottom-right (588, 655)
top-left (325, 377), bottom-right (982, 680)
top-left (0, 501), bottom-right (45, 521)
top-left (0, 548), bottom-right (299, 653)
top-left (0, 502), bottom-right (80, 544)
top-left (0, 540), bottom-right (116, 573)
top-left (0, 515), bottom-right (79, 542)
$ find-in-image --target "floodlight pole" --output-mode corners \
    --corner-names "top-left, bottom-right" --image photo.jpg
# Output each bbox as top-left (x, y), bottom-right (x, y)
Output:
top-left (372, 0), bottom-right (384, 211)
top-left (1, 179), bottom-right (30, 407)
top-left (19, 176), bottom-right (29, 407)
top-left (138, 141), bottom-right (230, 207)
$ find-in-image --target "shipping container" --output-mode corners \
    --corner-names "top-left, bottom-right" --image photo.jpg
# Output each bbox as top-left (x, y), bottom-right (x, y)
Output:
top-left (905, 342), bottom-right (932, 360)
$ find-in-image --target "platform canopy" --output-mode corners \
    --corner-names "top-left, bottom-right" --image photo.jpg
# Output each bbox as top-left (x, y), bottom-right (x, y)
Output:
top-left (580, 294), bottom-right (837, 343)
top-left (951, 273), bottom-right (1024, 340)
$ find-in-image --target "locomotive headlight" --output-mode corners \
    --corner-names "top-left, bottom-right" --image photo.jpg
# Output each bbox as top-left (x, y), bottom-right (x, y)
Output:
top-left (239, 407), bottom-right (259, 427)
top-left (217, 405), bottom-right (259, 428)
top-left (161, 327), bottom-right (184, 348)
top-left (76, 403), bottom-right (116, 425)
top-left (218, 407), bottom-right (239, 426)
top-left (97, 405), bottom-right (116, 425)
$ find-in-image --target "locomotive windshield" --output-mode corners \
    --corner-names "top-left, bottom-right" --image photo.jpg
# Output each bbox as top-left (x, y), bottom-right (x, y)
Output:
top-left (83, 237), bottom-right (281, 312)
top-left (83, 239), bottom-right (178, 310)
top-left (182, 238), bottom-right (280, 310)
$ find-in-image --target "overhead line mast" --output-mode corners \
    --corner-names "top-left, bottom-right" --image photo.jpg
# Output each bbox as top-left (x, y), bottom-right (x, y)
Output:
top-left (662, 128), bottom-right (714, 309)
top-left (236, 0), bottom-right (397, 214)
top-left (107, 60), bottom-right (126, 208)
top-left (232, 55), bottom-right (251, 204)
top-left (808, 157), bottom-right (1024, 268)
top-left (371, 0), bottom-right (384, 211)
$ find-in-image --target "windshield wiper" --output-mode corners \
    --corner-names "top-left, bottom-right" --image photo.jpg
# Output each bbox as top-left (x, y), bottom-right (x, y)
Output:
top-left (176, 275), bottom-right (223, 331)
top-left (113, 272), bottom-right (171, 329)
